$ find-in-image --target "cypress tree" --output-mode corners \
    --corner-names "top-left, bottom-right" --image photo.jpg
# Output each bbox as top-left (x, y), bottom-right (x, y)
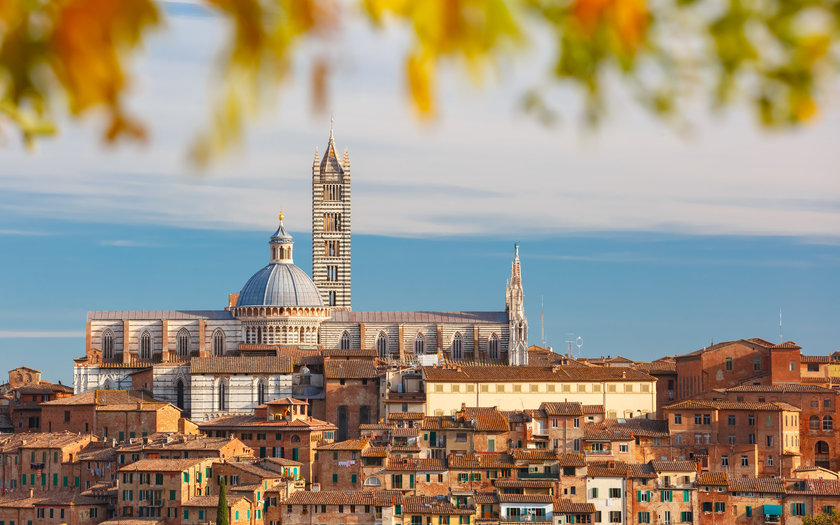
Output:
top-left (217, 477), bottom-right (229, 525)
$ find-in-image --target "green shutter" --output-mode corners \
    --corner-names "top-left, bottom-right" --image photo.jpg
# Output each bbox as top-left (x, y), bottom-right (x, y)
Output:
top-left (638, 491), bottom-right (641, 502)
top-left (684, 490), bottom-right (689, 502)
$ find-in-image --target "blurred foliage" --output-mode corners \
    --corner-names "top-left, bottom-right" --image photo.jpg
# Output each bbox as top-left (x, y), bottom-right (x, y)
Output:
top-left (0, 0), bottom-right (838, 163)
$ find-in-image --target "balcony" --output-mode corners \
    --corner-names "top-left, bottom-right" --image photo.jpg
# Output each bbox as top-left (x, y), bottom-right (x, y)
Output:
top-left (585, 450), bottom-right (613, 456)
top-left (518, 472), bottom-right (559, 479)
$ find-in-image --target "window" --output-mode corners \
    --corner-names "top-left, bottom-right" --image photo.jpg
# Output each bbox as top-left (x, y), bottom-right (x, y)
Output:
top-left (681, 512), bottom-right (693, 522)
top-left (452, 333), bottom-right (463, 359)
top-left (766, 435), bottom-right (773, 447)
top-left (824, 416), bottom-right (834, 431)
top-left (694, 414), bottom-right (702, 424)
top-left (376, 332), bottom-right (387, 357)
top-left (792, 504), bottom-right (805, 516)
top-left (177, 328), bottom-right (190, 356)
top-left (218, 379), bottom-right (228, 411)
top-left (102, 329), bottom-right (114, 359)
top-left (811, 416), bottom-right (821, 430)
top-left (639, 512), bottom-right (651, 523)
top-left (140, 330), bottom-right (152, 359)
top-left (753, 357), bottom-right (761, 371)
top-left (340, 331), bottom-right (351, 350)
top-left (488, 333), bottom-right (500, 359)
top-left (703, 414), bottom-right (711, 425)
top-left (767, 456), bottom-right (774, 466)
top-left (746, 506), bottom-right (752, 517)
top-left (609, 488), bottom-right (622, 498)
top-left (725, 357), bottom-right (732, 370)
top-left (674, 414), bottom-right (682, 424)
top-left (213, 329), bottom-right (225, 355)
top-left (740, 456), bottom-right (748, 466)
top-left (661, 490), bottom-right (673, 502)
top-left (748, 414), bottom-right (755, 426)
top-left (328, 291), bottom-right (336, 306)
top-left (728, 415), bottom-right (735, 426)
top-left (728, 435), bottom-right (735, 444)
top-left (414, 333), bottom-right (425, 355)
top-left (610, 512), bottom-right (622, 523)
top-left (257, 379), bottom-right (267, 405)
top-left (715, 502), bottom-right (725, 513)
top-left (702, 502), bottom-right (712, 512)
top-left (721, 455), bottom-right (728, 466)
top-left (638, 491), bottom-right (651, 502)
top-left (619, 444), bottom-right (629, 453)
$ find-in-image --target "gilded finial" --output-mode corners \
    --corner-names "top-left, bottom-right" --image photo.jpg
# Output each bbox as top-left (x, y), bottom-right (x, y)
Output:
top-left (278, 211), bottom-right (284, 222)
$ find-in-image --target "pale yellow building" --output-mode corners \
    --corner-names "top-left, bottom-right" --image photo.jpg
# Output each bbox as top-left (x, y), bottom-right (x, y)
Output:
top-left (422, 365), bottom-right (657, 418)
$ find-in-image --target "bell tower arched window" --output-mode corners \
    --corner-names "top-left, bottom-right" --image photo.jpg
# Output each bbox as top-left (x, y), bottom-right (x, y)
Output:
top-left (489, 333), bottom-right (500, 360)
top-left (177, 328), bottom-right (190, 356)
top-left (376, 332), bottom-right (388, 358)
top-left (452, 332), bottom-right (463, 359)
top-left (340, 331), bottom-right (351, 350)
top-left (414, 333), bottom-right (425, 355)
top-left (140, 331), bottom-right (152, 359)
top-left (257, 379), bottom-right (267, 405)
top-left (102, 329), bottom-right (114, 359)
top-left (213, 329), bottom-right (225, 356)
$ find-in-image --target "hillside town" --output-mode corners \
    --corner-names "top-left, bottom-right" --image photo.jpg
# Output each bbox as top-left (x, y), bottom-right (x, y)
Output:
top-left (2, 339), bottom-right (840, 525)
top-left (0, 131), bottom-right (834, 525)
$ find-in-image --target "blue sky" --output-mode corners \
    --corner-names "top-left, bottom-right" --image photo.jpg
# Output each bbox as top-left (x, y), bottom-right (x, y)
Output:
top-left (1, 3), bottom-right (838, 383)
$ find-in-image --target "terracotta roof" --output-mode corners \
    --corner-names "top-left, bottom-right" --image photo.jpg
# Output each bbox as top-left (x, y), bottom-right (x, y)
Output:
top-left (317, 439), bottom-right (369, 451)
top-left (362, 446), bottom-right (388, 458)
top-left (360, 423), bottom-right (394, 430)
top-left (331, 311), bottom-right (508, 324)
top-left (495, 479), bottom-right (554, 489)
top-left (663, 400), bottom-right (800, 412)
top-left (183, 495), bottom-right (246, 507)
top-left (388, 412), bottom-right (424, 421)
top-left (677, 338), bottom-right (774, 358)
top-left (554, 500), bottom-right (596, 514)
top-left (0, 432), bottom-right (90, 451)
top-left (88, 310), bottom-right (232, 320)
top-left (541, 402), bottom-right (584, 416)
top-left (265, 397), bottom-right (308, 405)
top-left (626, 463), bottom-right (657, 479)
top-left (421, 408), bottom-right (509, 433)
top-left (390, 446), bottom-right (421, 453)
top-left (448, 453), bottom-right (516, 469)
top-left (587, 461), bottom-right (631, 478)
top-left (402, 495), bottom-right (475, 515)
top-left (324, 348), bottom-right (378, 358)
top-left (801, 355), bottom-right (830, 364)
top-left (498, 494), bottom-right (553, 503)
top-left (724, 384), bottom-right (835, 393)
top-left (387, 458), bottom-right (446, 471)
top-left (583, 405), bottom-right (605, 414)
top-left (634, 359), bottom-right (677, 374)
top-left (392, 427), bottom-right (419, 437)
top-left (728, 478), bottom-right (785, 494)
top-left (119, 458), bottom-right (207, 472)
top-left (650, 460), bottom-right (697, 472)
top-left (41, 389), bottom-right (157, 406)
top-left (772, 341), bottom-right (802, 350)
top-left (199, 414), bottom-right (336, 430)
top-left (423, 365), bottom-right (654, 383)
top-left (261, 456), bottom-right (303, 467)
top-left (325, 359), bottom-right (378, 379)
top-left (475, 492), bottom-right (500, 504)
top-left (191, 356), bottom-right (292, 375)
top-left (283, 490), bottom-right (381, 506)
top-left (583, 425), bottom-right (635, 441)
top-left (788, 479), bottom-right (840, 495)
top-left (277, 347), bottom-right (323, 366)
top-left (34, 492), bottom-right (105, 506)
top-left (696, 472), bottom-right (728, 486)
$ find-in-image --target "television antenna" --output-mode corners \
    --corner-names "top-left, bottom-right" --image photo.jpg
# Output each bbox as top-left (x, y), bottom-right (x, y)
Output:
top-left (566, 334), bottom-right (584, 359)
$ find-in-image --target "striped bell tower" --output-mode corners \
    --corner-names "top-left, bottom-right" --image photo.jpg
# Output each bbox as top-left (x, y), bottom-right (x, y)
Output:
top-left (311, 125), bottom-right (351, 310)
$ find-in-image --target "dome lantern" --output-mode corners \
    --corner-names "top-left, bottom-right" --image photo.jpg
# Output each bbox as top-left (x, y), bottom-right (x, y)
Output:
top-left (270, 211), bottom-right (294, 264)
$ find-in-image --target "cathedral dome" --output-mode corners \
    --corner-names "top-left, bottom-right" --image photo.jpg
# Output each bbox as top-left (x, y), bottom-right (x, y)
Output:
top-left (237, 263), bottom-right (324, 307)
top-left (237, 213), bottom-right (325, 308)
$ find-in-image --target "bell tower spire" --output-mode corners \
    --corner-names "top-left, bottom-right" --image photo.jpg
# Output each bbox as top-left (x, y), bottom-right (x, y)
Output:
top-left (506, 244), bottom-right (528, 365)
top-left (312, 124), bottom-right (352, 309)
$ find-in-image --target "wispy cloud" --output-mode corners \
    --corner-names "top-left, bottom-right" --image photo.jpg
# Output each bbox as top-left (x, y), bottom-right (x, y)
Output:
top-left (0, 229), bottom-right (47, 236)
top-left (99, 240), bottom-right (162, 248)
top-left (0, 331), bottom-right (83, 338)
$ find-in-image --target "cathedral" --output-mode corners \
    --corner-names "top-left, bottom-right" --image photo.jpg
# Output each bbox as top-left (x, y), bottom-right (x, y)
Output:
top-left (73, 128), bottom-right (529, 421)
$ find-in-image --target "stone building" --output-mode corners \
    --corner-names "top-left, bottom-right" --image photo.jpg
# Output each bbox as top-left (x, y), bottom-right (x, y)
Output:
top-left (72, 128), bottom-right (532, 422)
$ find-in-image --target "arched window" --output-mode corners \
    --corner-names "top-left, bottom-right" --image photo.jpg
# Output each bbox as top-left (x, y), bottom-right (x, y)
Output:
top-left (340, 331), bottom-right (351, 350)
top-left (257, 379), bottom-right (267, 405)
top-left (824, 415), bottom-right (834, 431)
top-left (363, 477), bottom-right (382, 487)
top-left (810, 415), bottom-right (821, 430)
top-left (414, 333), bottom-right (425, 355)
top-left (816, 440), bottom-right (831, 468)
top-left (452, 332), bottom-right (463, 359)
top-left (488, 333), bottom-right (500, 360)
top-left (291, 435), bottom-right (301, 443)
top-left (376, 332), bottom-right (388, 358)
top-left (102, 329), bottom-right (114, 359)
top-left (177, 328), bottom-right (190, 356)
top-left (176, 379), bottom-right (185, 410)
top-left (213, 329), bottom-right (225, 356)
top-left (140, 331), bottom-right (152, 359)
top-left (218, 379), bottom-right (228, 411)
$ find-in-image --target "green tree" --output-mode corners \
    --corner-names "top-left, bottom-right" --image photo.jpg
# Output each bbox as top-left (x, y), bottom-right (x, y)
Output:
top-left (2, 0), bottom-right (839, 164)
top-left (217, 477), bottom-right (229, 525)
top-left (804, 510), bottom-right (840, 525)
